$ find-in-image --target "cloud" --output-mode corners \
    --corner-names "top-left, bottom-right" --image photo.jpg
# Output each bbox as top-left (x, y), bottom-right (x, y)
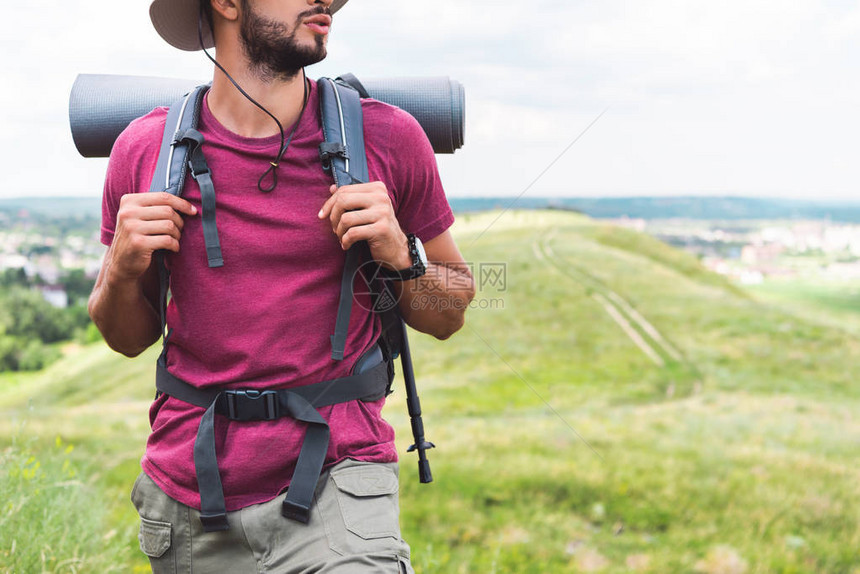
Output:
top-left (2, 0), bottom-right (860, 200)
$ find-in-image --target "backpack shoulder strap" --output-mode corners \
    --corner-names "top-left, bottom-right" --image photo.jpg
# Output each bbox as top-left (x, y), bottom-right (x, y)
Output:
top-left (149, 85), bottom-right (221, 352)
top-left (336, 73), bottom-right (370, 98)
top-left (319, 77), bottom-right (432, 481)
top-left (149, 85), bottom-right (207, 195)
top-left (319, 77), bottom-right (369, 361)
top-left (318, 77), bottom-right (369, 187)
top-left (149, 84), bottom-right (223, 269)
top-left (318, 76), bottom-right (405, 361)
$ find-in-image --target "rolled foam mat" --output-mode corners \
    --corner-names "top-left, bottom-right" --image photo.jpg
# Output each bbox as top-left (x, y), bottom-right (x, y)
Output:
top-left (69, 73), bottom-right (464, 157)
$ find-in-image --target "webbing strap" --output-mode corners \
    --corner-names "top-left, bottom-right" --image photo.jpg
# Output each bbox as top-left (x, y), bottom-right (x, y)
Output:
top-left (155, 252), bottom-right (169, 341)
top-left (278, 394), bottom-right (328, 523)
top-left (155, 354), bottom-right (391, 408)
top-left (155, 354), bottom-right (391, 531)
top-left (194, 402), bottom-right (228, 530)
top-left (182, 128), bottom-right (223, 268)
top-left (330, 245), bottom-right (359, 361)
top-left (193, 388), bottom-right (329, 531)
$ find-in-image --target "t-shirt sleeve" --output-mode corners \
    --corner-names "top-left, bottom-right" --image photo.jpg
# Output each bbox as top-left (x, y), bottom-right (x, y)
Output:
top-left (100, 109), bottom-right (166, 246)
top-left (100, 140), bottom-right (129, 246)
top-left (387, 109), bottom-right (455, 243)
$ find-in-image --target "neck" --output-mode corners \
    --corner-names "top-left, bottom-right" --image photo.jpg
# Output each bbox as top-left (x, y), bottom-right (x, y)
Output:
top-left (206, 56), bottom-right (308, 139)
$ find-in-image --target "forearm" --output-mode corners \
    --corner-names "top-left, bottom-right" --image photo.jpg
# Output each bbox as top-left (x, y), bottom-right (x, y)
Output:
top-left (89, 192), bottom-right (197, 356)
top-left (394, 261), bottom-right (475, 339)
top-left (88, 253), bottom-right (161, 357)
top-left (317, 184), bottom-right (474, 337)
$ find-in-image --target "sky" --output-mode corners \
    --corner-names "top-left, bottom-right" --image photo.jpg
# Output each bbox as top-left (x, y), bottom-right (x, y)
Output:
top-left (2, 0), bottom-right (860, 201)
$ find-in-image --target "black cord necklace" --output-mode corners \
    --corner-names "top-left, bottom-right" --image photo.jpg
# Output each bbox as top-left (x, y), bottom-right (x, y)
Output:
top-left (198, 10), bottom-right (310, 193)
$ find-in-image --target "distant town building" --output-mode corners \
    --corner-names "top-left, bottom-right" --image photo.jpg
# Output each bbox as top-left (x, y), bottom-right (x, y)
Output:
top-left (38, 286), bottom-right (68, 309)
top-left (0, 253), bottom-right (28, 270)
top-left (740, 243), bottom-right (784, 266)
top-left (739, 270), bottom-right (764, 285)
top-left (824, 262), bottom-right (860, 280)
top-left (607, 217), bottom-right (647, 232)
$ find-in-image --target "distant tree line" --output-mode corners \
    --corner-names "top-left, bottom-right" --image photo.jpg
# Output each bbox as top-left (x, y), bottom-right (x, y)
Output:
top-left (0, 268), bottom-right (97, 372)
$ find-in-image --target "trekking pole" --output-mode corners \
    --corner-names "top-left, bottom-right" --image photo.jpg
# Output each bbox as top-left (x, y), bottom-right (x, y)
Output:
top-left (398, 318), bottom-right (435, 483)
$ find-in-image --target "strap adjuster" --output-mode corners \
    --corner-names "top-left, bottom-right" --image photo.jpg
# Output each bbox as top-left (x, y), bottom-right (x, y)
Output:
top-left (224, 390), bottom-right (279, 421)
top-left (199, 512), bottom-right (230, 532)
top-left (318, 142), bottom-right (348, 170)
top-left (282, 499), bottom-right (311, 523)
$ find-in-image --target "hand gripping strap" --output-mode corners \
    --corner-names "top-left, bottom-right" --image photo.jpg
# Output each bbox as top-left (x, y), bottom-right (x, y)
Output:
top-left (148, 85), bottom-right (221, 350)
top-left (319, 78), bottom-right (371, 360)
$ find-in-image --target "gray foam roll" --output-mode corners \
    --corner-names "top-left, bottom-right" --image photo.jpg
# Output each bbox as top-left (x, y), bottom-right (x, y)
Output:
top-left (69, 74), bottom-right (200, 159)
top-left (359, 77), bottom-right (464, 155)
top-left (69, 73), bottom-right (465, 158)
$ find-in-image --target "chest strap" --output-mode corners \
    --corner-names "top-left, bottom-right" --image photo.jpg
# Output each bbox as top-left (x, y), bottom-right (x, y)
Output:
top-left (155, 354), bottom-right (392, 532)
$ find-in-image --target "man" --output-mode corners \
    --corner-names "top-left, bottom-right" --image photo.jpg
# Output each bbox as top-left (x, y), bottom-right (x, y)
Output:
top-left (87, 0), bottom-right (474, 571)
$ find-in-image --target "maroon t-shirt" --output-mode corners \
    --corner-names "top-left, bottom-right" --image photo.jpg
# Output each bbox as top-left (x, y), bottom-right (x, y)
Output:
top-left (101, 80), bottom-right (454, 510)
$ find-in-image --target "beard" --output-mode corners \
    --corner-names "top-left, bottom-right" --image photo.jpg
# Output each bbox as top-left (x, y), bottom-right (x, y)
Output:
top-left (240, 2), bottom-right (328, 81)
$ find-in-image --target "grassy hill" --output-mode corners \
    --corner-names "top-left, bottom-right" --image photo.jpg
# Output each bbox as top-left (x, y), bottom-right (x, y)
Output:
top-left (448, 196), bottom-right (860, 222)
top-left (1, 210), bottom-right (858, 573)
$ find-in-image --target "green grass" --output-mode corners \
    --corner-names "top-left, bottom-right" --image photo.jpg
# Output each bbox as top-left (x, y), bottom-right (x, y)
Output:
top-left (2, 210), bottom-right (859, 573)
top-left (747, 278), bottom-right (860, 336)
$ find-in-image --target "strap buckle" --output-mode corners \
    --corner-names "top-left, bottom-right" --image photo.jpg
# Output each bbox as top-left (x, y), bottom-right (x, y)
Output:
top-left (174, 128), bottom-right (209, 179)
top-left (282, 499), bottom-right (311, 523)
top-left (199, 511), bottom-right (230, 532)
top-left (224, 390), bottom-right (279, 421)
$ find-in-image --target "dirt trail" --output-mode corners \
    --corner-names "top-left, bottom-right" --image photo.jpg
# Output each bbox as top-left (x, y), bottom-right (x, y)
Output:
top-left (532, 228), bottom-right (682, 367)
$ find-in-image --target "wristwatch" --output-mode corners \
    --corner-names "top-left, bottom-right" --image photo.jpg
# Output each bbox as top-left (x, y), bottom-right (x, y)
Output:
top-left (377, 233), bottom-right (428, 281)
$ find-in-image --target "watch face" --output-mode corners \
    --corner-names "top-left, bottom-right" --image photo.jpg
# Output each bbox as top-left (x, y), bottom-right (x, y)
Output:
top-left (414, 236), bottom-right (429, 268)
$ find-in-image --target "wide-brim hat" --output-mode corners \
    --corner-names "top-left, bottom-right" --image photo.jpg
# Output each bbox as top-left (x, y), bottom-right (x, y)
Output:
top-left (150, 0), bottom-right (349, 51)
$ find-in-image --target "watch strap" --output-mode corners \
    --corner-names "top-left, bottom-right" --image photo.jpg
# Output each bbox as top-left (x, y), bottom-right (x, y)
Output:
top-left (377, 234), bottom-right (427, 281)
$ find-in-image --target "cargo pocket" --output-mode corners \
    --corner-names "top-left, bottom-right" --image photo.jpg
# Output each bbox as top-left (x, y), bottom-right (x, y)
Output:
top-left (139, 516), bottom-right (172, 558)
top-left (323, 462), bottom-right (409, 560)
top-left (130, 473), bottom-right (180, 573)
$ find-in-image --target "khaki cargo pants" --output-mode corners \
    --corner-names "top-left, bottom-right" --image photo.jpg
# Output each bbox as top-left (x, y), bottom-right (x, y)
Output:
top-left (131, 459), bottom-right (414, 573)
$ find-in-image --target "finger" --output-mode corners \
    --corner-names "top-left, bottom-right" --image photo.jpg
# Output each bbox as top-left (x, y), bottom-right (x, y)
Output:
top-left (133, 192), bottom-right (198, 216)
top-left (329, 193), bottom-right (376, 233)
top-left (136, 205), bottom-right (187, 231)
top-left (340, 222), bottom-right (380, 250)
top-left (142, 234), bottom-right (182, 253)
top-left (127, 232), bottom-right (181, 256)
top-left (162, 193), bottom-right (198, 216)
top-left (135, 219), bottom-right (184, 242)
top-left (335, 209), bottom-right (378, 240)
top-left (337, 181), bottom-right (383, 195)
top-left (122, 220), bottom-right (182, 246)
top-left (318, 185), bottom-right (338, 219)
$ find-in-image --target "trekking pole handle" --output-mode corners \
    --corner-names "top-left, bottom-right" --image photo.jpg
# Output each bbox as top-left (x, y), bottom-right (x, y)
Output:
top-left (406, 395), bottom-right (435, 483)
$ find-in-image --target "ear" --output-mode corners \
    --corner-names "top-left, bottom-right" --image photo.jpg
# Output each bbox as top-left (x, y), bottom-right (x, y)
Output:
top-left (210, 0), bottom-right (240, 23)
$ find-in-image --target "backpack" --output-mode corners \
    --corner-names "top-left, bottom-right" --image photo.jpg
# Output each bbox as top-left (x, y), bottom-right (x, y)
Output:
top-left (148, 76), bottom-right (434, 532)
